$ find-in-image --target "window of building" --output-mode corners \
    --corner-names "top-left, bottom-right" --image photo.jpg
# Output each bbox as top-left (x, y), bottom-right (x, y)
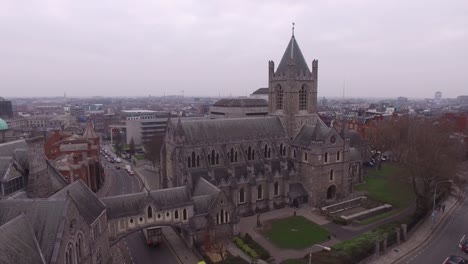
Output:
top-left (174, 210), bottom-right (179, 220)
top-left (76, 233), bottom-right (83, 260)
top-left (191, 151), bottom-right (196, 167)
top-left (247, 146), bottom-right (255, 161)
top-left (257, 185), bottom-right (263, 200)
top-left (280, 143), bottom-right (286, 156)
top-left (299, 85), bottom-right (308, 110)
top-left (96, 248), bottom-right (103, 264)
top-left (147, 206), bottom-right (153, 218)
top-left (274, 182), bottom-right (280, 196)
top-left (293, 149), bottom-right (296, 158)
top-left (263, 144), bottom-right (271, 158)
top-left (324, 152), bottom-right (328, 163)
top-left (276, 85), bottom-right (283, 110)
top-left (65, 243), bottom-right (73, 264)
top-left (304, 152), bottom-right (308, 162)
top-left (220, 209), bottom-right (225, 224)
top-left (330, 170), bottom-right (334, 181)
top-left (183, 209), bottom-right (188, 220)
top-left (239, 188), bottom-right (245, 204)
top-left (336, 151), bottom-right (341, 161)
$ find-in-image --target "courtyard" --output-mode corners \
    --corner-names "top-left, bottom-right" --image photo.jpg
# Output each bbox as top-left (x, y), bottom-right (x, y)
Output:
top-left (262, 216), bottom-right (330, 249)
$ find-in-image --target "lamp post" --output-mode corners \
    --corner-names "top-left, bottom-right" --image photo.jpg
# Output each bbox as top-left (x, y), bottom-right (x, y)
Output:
top-left (432, 180), bottom-right (453, 225)
top-left (309, 244), bottom-right (332, 264)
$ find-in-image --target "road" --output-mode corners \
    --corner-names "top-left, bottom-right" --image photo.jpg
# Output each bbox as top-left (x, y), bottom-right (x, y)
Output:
top-left (398, 186), bottom-right (468, 264)
top-left (102, 146), bottom-right (179, 264)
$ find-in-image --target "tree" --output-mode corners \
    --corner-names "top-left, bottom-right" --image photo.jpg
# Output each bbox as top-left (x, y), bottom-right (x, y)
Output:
top-left (371, 117), bottom-right (465, 216)
top-left (144, 134), bottom-right (165, 167)
top-left (114, 131), bottom-right (123, 157)
top-left (129, 137), bottom-right (136, 157)
top-left (210, 237), bottom-right (230, 264)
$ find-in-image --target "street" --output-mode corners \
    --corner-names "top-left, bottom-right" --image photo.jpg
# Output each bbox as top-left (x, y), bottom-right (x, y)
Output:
top-left (398, 186), bottom-right (468, 264)
top-left (102, 146), bottom-right (179, 264)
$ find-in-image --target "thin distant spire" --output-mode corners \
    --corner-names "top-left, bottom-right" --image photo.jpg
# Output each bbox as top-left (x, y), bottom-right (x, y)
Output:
top-left (292, 22), bottom-right (295, 37)
top-left (291, 22), bottom-right (295, 59)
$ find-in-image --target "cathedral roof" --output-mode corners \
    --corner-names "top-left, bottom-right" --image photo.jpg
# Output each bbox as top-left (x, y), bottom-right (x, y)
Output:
top-left (0, 215), bottom-right (46, 264)
top-left (276, 35), bottom-right (310, 74)
top-left (174, 116), bottom-right (286, 144)
top-left (251, 88), bottom-right (269, 95)
top-left (83, 123), bottom-right (98, 139)
top-left (51, 180), bottom-right (105, 225)
top-left (0, 139), bottom-right (27, 158)
top-left (293, 116), bottom-right (331, 146)
top-left (213, 98), bottom-right (268, 108)
top-left (0, 199), bottom-right (69, 263)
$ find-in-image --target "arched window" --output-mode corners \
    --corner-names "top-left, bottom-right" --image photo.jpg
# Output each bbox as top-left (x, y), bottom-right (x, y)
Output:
top-left (183, 209), bottom-right (188, 220)
top-left (147, 206), bottom-right (153, 218)
top-left (225, 210), bottom-right (229, 223)
top-left (299, 85), bottom-right (307, 110)
top-left (230, 148), bottom-right (234, 162)
top-left (324, 152), bottom-right (328, 163)
top-left (330, 170), bottom-right (334, 181)
top-left (280, 143), bottom-right (286, 156)
top-left (220, 209), bottom-right (225, 224)
top-left (216, 213), bottom-right (219, 224)
top-left (257, 185), bottom-right (263, 200)
top-left (77, 233), bottom-right (83, 260)
top-left (247, 146), bottom-right (254, 161)
top-left (264, 144), bottom-right (268, 158)
top-left (337, 151), bottom-right (341, 161)
top-left (187, 156), bottom-right (191, 168)
top-left (239, 188), bottom-right (245, 204)
top-left (211, 149), bottom-right (215, 165)
top-left (196, 155), bottom-right (200, 167)
top-left (216, 153), bottom-right (219, 164)
top-left (191, 151), bottom-right (195, 167)
top-left (276, 85), bottom-right (283, 110)
top-left (234, 151), bottom-right (238, 162)
top-left (65, 243), bottom-right (74, 264)
top-left (274, 182), bottom-right (280, 196)
top-left (174, 210), bottom-right (179, 219)
top-left (293, 149), bottom-right (297, 158)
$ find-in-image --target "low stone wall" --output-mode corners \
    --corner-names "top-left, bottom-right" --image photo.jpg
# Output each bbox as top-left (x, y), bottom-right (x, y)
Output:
top-left (340, 204), bottom-right (392, 223)
top-left (321, 196), bottom-right (367, 215)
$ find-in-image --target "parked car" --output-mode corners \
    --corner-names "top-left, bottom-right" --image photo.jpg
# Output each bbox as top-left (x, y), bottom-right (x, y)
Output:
top-left (129, 170), bottom-right (135, 176)
top-left (459, 236), bottom-right (468, 253)
top-left (444, 256), bottom-right (468, 264)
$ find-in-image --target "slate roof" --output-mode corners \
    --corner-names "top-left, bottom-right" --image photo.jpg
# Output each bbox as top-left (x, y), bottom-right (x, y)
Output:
top-left (0, 139), bottom-right (27, 158)
top-left (213, 98), bottom-right (268, 108)
top-left (192, 195), bottom-right (213, 214)
top-left (293, 117), bottom-right (331, 146)
top-left (0, 215), bottom-right (46, 264)
top-left (102, 186), bottom-right (192, 219)
top-left (193, 177), bottom-right (220, 197)
top-left (0, 199), bottom-right (68, 263)
top-left (349, 148), bottom-right (363, 162)
top-left (51, 180), bottom-right (105, 224)
top-left (174, 116), bottom-right (286, 144)
top-left (251, 88), bottom-right (269, 95)
top-left (276, 36), bottom-right (310, 74)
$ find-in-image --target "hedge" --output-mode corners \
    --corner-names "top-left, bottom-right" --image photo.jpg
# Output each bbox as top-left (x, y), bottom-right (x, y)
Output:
top-left (243, 233), bottom-right (271, 260)
top-left (233, 237), bottom-right (259, 259)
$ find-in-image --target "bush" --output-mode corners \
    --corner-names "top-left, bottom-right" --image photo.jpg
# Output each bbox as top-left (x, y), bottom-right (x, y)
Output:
top-left (243, 233), bottom-right (271, 260)
top-left (232, 236), bottom-right (259, 259)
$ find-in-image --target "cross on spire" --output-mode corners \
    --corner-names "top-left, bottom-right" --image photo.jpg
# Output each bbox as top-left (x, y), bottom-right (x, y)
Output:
top-left (292, 22), bottom-right (295, 36)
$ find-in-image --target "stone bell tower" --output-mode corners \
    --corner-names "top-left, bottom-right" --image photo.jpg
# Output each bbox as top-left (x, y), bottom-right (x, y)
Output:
top-left (268, 29), bottom-right (318, 139)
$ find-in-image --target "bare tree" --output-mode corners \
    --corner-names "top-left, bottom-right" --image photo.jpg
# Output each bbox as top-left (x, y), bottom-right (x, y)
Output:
top-left (210, 237), bottom-right (230, 264)
top-left (371, 117), bottom-right (465, 216)
top-left (143, 134), bottom-right (165, 167)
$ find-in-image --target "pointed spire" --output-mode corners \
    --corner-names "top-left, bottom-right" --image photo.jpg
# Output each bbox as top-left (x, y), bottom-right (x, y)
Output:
top-left (276, 30), bottom-right (310, 74)
top-left (83, 122), bottom-right (98, 139)
top-left (292, 22), bottom-right (295, 37)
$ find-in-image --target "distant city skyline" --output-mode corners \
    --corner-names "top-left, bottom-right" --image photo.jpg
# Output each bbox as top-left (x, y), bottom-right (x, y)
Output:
top-left (1, 0), bottom-right (467, 98)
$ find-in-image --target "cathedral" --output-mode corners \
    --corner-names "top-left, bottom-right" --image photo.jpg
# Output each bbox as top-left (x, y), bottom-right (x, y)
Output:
top-left (162, 33), bottom-right (363, 220)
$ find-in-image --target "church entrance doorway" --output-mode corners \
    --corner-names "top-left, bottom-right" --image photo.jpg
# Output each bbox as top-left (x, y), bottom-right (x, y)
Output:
top-left (292, 198), bottom-right (299, 208)
top-left (327, 185), bottom-right (336, 200)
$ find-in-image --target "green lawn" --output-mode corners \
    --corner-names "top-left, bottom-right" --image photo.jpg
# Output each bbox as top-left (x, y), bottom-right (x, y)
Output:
top-left (263, 216), bottom-right (329, 249)
top-left (355, 163), bottom-right (414, 209)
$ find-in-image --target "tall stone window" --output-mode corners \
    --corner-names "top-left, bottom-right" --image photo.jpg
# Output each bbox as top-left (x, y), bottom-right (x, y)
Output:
top-left (208, 149), bottom-right (220, 165)
top-left (187, 156), bottom-right (191, 168)
top-left (276, 85), bottom-right (283, 110)
top-left (257, 184), bottom-right (263, 200)
top-left (229, 147), bottom-right (238, 162)
top-left (264, 144), bottom-right (271, 158)
top-left (174, 210), bottom-right (179, 220)
top-left (324, 152), bottom-right (328, 163)
top-left (336, 151), bottom-right (341, 161)
top-left (274, 182), bottom-right (280, 196)
top-left (191, 151), bottom-right (196, 167)
top-left (183, 209), bottom-right (188, 220)
top-left (329, 170), bottom-right (334, 181)
top-left (239, 188), bottom-right (245, 204)
top-left (76, 233), bottom-right (83, 260)
top-left (247, 146), bottom-right (255, 161)
top-left (65, 243), bottom-right (74, 264)
top-left (299, 85), bottom-right (307, 110)
top-left (147, 206), bottom-right (153, 218)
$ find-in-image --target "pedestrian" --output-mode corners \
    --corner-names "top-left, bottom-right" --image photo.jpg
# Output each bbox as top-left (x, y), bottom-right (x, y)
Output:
top-left (442, 203), bottom-right (446, 212)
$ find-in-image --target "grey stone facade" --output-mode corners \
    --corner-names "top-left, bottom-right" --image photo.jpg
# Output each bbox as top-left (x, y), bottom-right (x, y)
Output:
top-left (162, 34), bottom-right (363, 241)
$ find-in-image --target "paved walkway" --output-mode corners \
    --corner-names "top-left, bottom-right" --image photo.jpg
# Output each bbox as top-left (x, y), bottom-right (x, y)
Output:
top-left (239, 206), bottom-right (338, 263)
top-left (367, 195), bottom-right (461, 264)
top-left (162, 226), bottom-right (200, 264)
top-left (227, 242), bottom-right (268, 264)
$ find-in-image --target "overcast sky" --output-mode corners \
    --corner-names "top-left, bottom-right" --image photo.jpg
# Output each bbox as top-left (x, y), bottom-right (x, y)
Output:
top-left (1, 0), bottom-right (467, 99)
